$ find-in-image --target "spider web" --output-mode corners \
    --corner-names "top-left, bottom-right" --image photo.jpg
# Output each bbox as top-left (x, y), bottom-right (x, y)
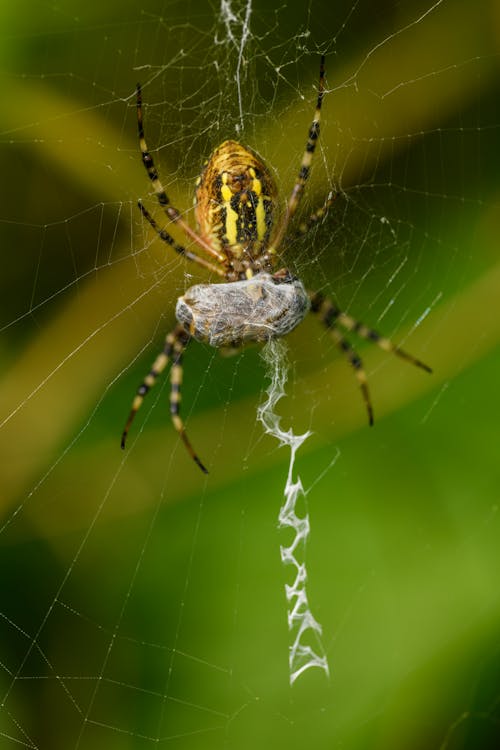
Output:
top-left (1, 0), bottom-right (500, 747)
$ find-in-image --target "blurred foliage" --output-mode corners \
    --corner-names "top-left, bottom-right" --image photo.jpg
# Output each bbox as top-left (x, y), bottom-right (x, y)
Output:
top-left (0, 0), bottom-right (499, 748)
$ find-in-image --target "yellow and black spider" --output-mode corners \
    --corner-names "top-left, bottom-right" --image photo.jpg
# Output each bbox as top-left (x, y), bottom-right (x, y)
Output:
top-left (121, 56), bottom-right (431, 473)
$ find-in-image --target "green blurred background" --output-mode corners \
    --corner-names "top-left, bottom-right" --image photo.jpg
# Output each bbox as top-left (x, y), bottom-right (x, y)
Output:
top-left (1, 0), bottom-right (499, 748)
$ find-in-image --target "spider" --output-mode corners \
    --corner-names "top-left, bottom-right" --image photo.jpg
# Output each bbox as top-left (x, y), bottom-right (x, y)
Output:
top-left (121, 56), bottom-right (431, 473)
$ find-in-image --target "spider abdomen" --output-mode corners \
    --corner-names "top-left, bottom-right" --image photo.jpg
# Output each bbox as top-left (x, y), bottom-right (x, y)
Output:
top-left (176, 272), bottom-right (310, 348)
top-left (195, 140), bottom-right (277, 269)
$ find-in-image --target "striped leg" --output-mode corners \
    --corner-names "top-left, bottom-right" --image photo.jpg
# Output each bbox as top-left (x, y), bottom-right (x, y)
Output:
top-left (271, 55), bottom-right (326, 252)
top-left (121, 325), bottom-right (208, 474)
top-left (310, 292), bottom-right (432, 425)
top-left (311, 294), bottom-right (374, 424)
top-left (290, 191), bottom-right (336, 241)
top-left (121, 328), bottom-right (179, 448)
top-left (333, 310), bottom-right (432, 374)
top-left (136, 84), bottom-right (225, 265)
top-left (169, 332), bottom-right (208, 474)
top-left (138, 202), bottom-right (225, 277)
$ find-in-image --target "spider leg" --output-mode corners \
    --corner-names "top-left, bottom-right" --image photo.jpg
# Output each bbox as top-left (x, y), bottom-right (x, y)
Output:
top-left (271, 55), bottom-right (325, 252)
top-left (169, 329), bottom-right (208, 474)
top-left (136, 83), bottom-right (226, 264)
top-left (121, 329), bottom-right (178, 448)
top-left (332, 308), bottom-right (432, 373)
top-left (310, 292), bottom-right (432, 425)
top-left (138, 201), bottom-right (225, 277)
top-left (331, 327), bottom-right (374, 424)
top-left (121, 326), bottom-right (208, 473)
top-left (288, 190), bottom-right (336, 242)
top-left (121, 327), bottom-right (178, 448)
top-left (311, 293), bottom-right (374, 424)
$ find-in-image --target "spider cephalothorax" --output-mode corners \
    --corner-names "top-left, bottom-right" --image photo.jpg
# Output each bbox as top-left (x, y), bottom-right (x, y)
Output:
top-left (121, 56), bottom-right (431, 473)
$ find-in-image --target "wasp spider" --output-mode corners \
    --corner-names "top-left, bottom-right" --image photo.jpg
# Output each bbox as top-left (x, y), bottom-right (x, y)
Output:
top-left (121, 56), bottom-right (431, 473)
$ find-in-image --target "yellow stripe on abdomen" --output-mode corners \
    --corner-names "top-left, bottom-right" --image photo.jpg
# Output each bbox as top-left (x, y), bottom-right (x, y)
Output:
top-left (221, 175), bottom-right (239, 246)
top-left (249, 169), bottom-right (267, 242)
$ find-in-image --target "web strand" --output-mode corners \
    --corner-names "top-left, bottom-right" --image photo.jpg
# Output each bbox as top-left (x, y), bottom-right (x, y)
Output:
top-left (257, 339), bottom-right (329, 684)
